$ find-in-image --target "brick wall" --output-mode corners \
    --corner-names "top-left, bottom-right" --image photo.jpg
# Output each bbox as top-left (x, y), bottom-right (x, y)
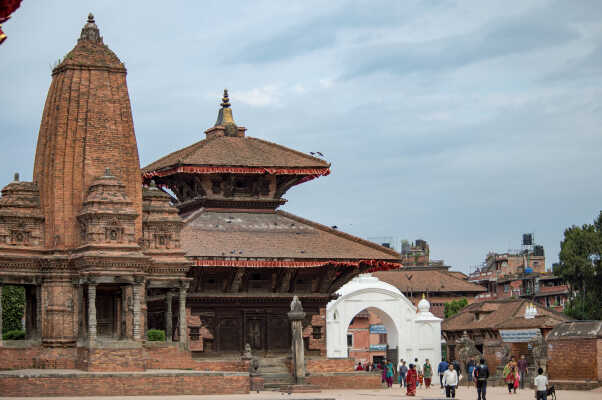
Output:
top-left (81, 348), bottom-right (146, 371)
top-left (547, 338), bottom-right (597, 381)
top-left (598, 339), bottom-right (602, 381)
top-left (307, 373), bottom-right (381, 389)
top-left (144, 344), bottom-right (248, 371)
top-left (306, 358), bottom-right (356, 373)
top-left (0, 344), bottom-right (248, 372)
top-left (0, 373), bottom-right (249, 397)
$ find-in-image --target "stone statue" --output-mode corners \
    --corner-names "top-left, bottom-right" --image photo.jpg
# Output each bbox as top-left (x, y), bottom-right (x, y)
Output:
top-left (243, 343), bottom-right (253, 359)
top-left (529, 331), bottom-right (548, 372)
top-left (457, 331), bottom-right (482, 363)
top-left (249, 357), bottom-right (260, 375)
top-left (499, 342), bottom-right (512, 365)
top-left (456, 331), bottom-right (482, 383)
top-left (290, 295), bottom-right (303, 313)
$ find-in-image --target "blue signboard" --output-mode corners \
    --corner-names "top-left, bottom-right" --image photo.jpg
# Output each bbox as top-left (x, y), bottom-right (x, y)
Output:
top-left (370, 344), bottom-right (387, 351)
top-left (370, 324), bottom-right (387, 334)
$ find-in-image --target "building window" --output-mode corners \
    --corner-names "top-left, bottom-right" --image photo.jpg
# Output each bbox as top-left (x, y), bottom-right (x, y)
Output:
top-left (378, 333), bottom-right (386, 344)
top-left (504, 285), bottom-right (510, 293)
top-left (312, 326), bottom-right (322, 339)
top-left (347, 334), bottom-right (353, 347)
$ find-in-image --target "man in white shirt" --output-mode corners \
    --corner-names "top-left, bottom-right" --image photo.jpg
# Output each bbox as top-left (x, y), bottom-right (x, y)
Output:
top-left (534, 367), bottom-right (548, 400)
top-left (443, 363), bottom-right (459, 398)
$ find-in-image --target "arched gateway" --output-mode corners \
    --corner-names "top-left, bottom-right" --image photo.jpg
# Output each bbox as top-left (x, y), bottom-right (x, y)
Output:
top-left (327, 274), bottom-right (442, 365)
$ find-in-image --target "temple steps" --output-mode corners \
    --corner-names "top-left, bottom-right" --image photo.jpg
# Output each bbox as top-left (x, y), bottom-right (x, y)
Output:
top-left (257, 357), bottom-right (295, 391)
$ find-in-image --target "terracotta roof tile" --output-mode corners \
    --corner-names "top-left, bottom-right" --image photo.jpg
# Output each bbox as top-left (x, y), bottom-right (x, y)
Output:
top-left (373, 269), bottom-right (487, 294)
top-left (442, 299), bottom-right (570, 332)
top-left (142, 135), bottom-right (330, 173)
top-left (181, 209), bottom-right (399, 261)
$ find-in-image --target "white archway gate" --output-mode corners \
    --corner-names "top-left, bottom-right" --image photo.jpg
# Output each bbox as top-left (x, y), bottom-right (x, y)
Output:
top-left (326, 274), bottom-right (442, 365)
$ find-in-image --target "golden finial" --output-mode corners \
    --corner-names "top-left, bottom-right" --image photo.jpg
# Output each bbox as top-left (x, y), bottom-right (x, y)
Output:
top-left (221, 89), bottom-right (231, 108)
top-left (215, 89), bottom-right (236, 129)
top-left (422, 293), bottom-right (426, 299)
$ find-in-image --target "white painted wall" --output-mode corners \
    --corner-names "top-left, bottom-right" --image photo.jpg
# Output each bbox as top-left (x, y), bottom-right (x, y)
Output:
top-left (326, 274), bottom-right (442, 366)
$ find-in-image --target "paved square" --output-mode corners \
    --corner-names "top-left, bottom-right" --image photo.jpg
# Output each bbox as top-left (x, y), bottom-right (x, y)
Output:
top-left (5, 384), bottom-right (601, 400)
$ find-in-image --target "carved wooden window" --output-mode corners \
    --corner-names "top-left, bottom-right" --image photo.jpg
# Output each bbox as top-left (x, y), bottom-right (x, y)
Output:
top-left (189, 327), bottom-right (200, 341)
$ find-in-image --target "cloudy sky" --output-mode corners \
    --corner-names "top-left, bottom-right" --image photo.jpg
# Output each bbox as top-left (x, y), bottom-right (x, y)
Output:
top-left (1, 1), bottom-right (601, 272)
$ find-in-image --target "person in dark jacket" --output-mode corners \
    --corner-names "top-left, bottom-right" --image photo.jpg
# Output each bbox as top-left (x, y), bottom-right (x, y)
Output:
top-left (474, 358), bottom-right (490, 400)
top-left (438, 359), bottom-right (449, 388)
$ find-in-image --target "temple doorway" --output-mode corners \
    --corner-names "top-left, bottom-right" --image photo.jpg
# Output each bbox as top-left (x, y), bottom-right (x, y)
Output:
top-left (346, 306), bottom-right (399, 366)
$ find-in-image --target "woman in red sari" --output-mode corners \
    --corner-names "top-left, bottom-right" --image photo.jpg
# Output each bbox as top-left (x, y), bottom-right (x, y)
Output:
top-left (406, 364), bottom-right (418, 396)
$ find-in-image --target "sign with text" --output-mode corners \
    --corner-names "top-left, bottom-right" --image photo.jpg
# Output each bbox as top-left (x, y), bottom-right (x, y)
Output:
top-left (500, 329), bottom-right (540, 343)
top-left (370, 344), bottom-right (387, 351)
top-left (370, 324), bottom-right (387, 334)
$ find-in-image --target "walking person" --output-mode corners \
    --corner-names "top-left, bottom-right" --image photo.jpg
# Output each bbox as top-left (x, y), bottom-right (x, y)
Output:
top-left (534, 367), bottom-right (548, 400)
top-left (385, 359), bottom-right (394, 388)
top-left (467, 359), bottom-right (475, 387)
top-left (423, 359), bottom-right (433, 389)
top-left (474, 358), bottom-right (489, 400)
top-left (518, 355), bottom-right (528, 390)
top-left (414, 358), bottom-right (422, 388)
top-left (443, 363), bottom-right (459, 398)
top-left (406, 364), bottom-right (418, 396)
top-left (438, 359), bottom-right (449, 388)
top-left (399, 360), bottom-right (408, 388)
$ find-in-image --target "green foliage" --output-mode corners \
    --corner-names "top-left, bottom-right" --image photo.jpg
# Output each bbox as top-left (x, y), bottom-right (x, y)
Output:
top-left (555, 211), bottom-right (602, 320)
top-left (2, 329), bottom-right (25, 340)
top-left (147, 329), bottom-right (166, 341)
top-left (444, 298), bottom-right (469, 318)
top-left (1, 285), bottom-right (25, 333)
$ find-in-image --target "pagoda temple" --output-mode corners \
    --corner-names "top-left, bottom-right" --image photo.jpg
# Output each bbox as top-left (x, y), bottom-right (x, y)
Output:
top-left (0, 15), bottom-right (400, 394)
top-left (142, 89), bottom-right (401, 355)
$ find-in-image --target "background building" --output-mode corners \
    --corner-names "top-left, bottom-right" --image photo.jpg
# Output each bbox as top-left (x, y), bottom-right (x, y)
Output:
top-left (469, 235), bottom-right (569, 311)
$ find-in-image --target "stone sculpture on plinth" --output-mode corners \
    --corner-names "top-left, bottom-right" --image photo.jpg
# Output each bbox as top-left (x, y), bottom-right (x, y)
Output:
top-left (288, 296), bottom-right (306, 384)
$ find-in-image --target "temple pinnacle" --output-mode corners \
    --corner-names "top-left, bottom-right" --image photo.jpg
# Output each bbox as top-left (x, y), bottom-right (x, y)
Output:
top-left (214, 89), bottom-right (236, 129)
top-left (80, 12), bottom-right (101, 42)
top-left (221, 89), bottom-right (231, 108)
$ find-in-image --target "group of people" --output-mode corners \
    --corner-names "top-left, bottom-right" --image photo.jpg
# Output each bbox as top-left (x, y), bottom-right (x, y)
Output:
top-left (355, 354), bottom-right (549, 400)
top-left (397, 358), bottom-right (433, 396)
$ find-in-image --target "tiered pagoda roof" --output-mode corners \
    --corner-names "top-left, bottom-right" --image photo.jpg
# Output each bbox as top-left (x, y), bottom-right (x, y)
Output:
top-left (143, 92), bottom-right (401, 288)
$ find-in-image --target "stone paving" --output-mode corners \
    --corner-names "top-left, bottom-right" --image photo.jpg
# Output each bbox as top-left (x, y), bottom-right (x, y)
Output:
top-left (4, 384), bottom-right (601, 400)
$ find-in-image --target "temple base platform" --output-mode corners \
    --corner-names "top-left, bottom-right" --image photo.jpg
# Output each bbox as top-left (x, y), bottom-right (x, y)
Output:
top-left (0, 369), bottom-right (250, 397)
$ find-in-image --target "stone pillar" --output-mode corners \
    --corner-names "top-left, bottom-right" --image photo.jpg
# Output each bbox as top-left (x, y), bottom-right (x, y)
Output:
top-left (132, 282), bottom-right (142, 340)
top-left (166, 291), bottom-right (173, 342)
top-left (288, 296), bottom-right (306, 384)
top-left (178, 285), bottom-right (188, 347)
top-left (88, 283), bottom-right (97, 346)
top-left (36, 285), bottom-right (42, 338)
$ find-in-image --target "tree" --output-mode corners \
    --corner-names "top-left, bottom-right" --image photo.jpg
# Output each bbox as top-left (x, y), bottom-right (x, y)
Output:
top-left (554, 211), bottom-right (602, 320)
top-left (1, 285), bottom-right (25, 333)
top-left (444, 298), bottom-right (468, 318)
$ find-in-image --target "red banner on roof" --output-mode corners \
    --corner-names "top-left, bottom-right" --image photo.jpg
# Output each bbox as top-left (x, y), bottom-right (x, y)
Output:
top-left (192, 259), bottom-right (400, 271)
top-left (142, 165), bottom-right (330, 179)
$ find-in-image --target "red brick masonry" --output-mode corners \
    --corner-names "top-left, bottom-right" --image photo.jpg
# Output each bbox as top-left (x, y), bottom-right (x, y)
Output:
top-left (307, 372), bottom-right (381, 389)
top-left (0, 370), bottom-right (250, 397)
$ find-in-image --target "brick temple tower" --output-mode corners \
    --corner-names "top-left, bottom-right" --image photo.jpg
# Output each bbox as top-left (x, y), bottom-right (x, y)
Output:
top-left (0, 15), bottom-right (190, 364)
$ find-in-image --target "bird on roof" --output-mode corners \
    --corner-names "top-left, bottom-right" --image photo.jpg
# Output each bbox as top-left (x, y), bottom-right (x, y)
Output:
top-left (316, 152), bottom-right (324, 157)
